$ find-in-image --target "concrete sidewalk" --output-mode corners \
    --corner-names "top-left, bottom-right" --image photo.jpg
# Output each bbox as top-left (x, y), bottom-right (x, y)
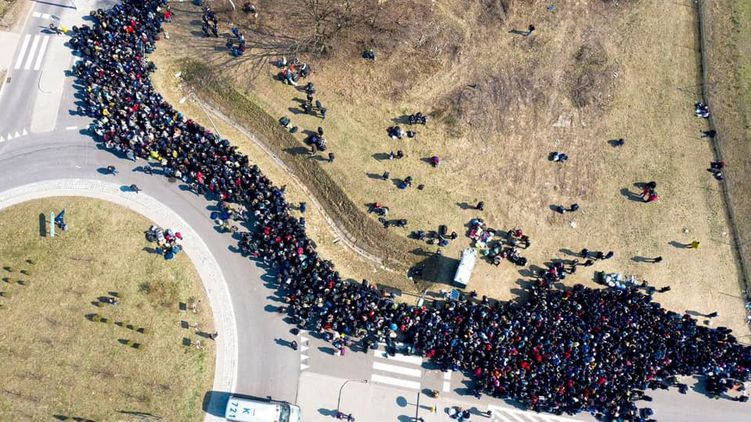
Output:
top-left (297, 371), bottom-right (589, 422)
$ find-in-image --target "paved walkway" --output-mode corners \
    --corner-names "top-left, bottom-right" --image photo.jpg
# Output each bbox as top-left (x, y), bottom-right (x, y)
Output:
top-left (0, 178), bottom-right (238, 422)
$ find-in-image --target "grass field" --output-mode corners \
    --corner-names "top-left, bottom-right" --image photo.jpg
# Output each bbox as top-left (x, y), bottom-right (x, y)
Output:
top-left (0, 198), bottom-right (214, 421)
top-left (151, 0), bottom-right (750, 336)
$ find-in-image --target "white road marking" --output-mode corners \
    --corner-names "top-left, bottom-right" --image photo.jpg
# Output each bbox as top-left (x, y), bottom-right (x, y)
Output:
top-left (14, 34), bottom-right (31, 69)
top-left (0, 136), bottom-right (4, 142)
top-left (5, 133), bottom-right (11, 140)
top-left (41, 13), bottom-right (51, 20)
top-left (32, 11), bottom-right (41, 18)
top-left (372, 361), bottom-right (422, 378)
top-left (442, 381), bottom-right (451, 392)
top-left (21, 129), bottom-right (28, 136)
top-left (33, 36), bottom-right (50, 71)
top-left (370, 374), bottom-right (421, 390)
top-left (24, 35), bottom-right (41, 70)
top-left (65, 126), bottom-right (78, 130)
top-left (489, 405), bottom-right (583, 422)
top-left (299, 334), bottom-right (310, 371)
top-left (373, 350), bottom-right (423, 366)
top-left (14, 131), bottom-right (20, 138)
top-left (499, 412), bottom-right (529, 422)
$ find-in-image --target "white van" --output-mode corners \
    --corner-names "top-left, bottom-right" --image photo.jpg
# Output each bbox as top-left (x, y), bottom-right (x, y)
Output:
top-left (225, 396), bottom-right (301, 422)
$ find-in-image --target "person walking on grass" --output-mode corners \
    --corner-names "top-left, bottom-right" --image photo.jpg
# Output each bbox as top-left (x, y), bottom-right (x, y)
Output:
top-left (645, 256), bottom-right (662, 263)
top-left (689, 240), bottom-right (700, 249)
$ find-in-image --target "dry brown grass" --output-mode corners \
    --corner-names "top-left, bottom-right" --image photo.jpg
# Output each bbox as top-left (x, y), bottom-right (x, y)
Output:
top-left (701, 0), bottom-right (751, 295)
top-left (0, 0), bottom-right (15, 19)
top-left (153, 0), bottom-right (750, 335)
top-left (0, 198), bottom-right (213, 420)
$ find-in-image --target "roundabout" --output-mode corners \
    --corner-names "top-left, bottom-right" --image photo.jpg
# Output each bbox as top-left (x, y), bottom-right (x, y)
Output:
top-left (0, 196), bottom-right (217, 420)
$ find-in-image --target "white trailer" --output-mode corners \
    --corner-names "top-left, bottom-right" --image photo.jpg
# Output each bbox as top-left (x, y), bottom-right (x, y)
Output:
top-left (453, 248), bottom-right (477, 288)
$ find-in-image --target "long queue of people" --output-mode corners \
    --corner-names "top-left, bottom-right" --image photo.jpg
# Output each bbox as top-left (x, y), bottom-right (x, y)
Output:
top-left (71, 1), bottom-right (750, 420)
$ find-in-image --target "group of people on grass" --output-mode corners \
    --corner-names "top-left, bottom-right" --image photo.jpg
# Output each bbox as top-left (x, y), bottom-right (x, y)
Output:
top-left (71, 1), bottom-right (750, 421)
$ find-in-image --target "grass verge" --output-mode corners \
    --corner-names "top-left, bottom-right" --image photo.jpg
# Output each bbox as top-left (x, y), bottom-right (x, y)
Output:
top-left (700, 0), bottom-right (751, 294)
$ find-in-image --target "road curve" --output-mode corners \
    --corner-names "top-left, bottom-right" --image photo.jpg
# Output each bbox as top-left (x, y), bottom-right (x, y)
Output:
top-left (0, 133), bottom-right (300, 418)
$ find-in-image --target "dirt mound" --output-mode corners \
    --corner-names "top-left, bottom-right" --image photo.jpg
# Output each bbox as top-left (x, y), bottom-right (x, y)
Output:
top-left (568, 41), bottom-right (618, 112)
top-left (434, 59), bottom-right (551, 136)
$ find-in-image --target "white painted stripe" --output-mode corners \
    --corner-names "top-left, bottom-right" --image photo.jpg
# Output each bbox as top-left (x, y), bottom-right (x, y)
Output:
top-left (41, 13), bottom-right (51, 20)
top-left (492, 415), bottom-right (517, 422)
top-left (373, 350), bottom-right (423, 366)
top-left (442, 380), bottom-right (451, 392)
top-left (502, 412), bottom-right (529, 422)
top-left (33, 36), bottom-right (50, 71)
top-left (300, 344), bottom-right (309, 352)
top-left (300, 363), bottom-right (309, 371)
top-left (24, 35), bottom-right (41, 70)
top-left (372, 361), bottom-right (422, 378)
top-left (5, 133), bottom-right (11, 140)
top-left (0, 136), bottom-right (4, 142)
top-left (370, 374), bottom-right (421, 390)
top-left (21, 129), bottom-right (28, 136)
top-left (32, 11), bottom-right (41, 18)
top-left (299, 354), bottom-right (308, 361)
top-left (443, 371), bottom-right (452, 380)
top-left (14, 34), bottom-right (31, 69)
top-left (14, 131), bottom-right (20, 138)
top-left (65, 126), bottom-right (78, 130)
top-left (489, 406), bottom-right (582, 422)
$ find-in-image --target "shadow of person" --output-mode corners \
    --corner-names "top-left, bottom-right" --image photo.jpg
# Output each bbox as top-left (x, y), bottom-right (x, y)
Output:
top-left (620, 187), bottom-right (643, 202)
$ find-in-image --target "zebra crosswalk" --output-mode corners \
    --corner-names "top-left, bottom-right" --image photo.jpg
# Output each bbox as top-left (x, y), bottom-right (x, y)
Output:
top-left (14, 34), bottom-right (51, 72)
top-left (489, 405), bottom-right (588, 422)
top-left (369, 346), bottom-right (423, 390)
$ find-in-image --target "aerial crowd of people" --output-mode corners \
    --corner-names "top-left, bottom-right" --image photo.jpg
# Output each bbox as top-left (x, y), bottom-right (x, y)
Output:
top-left (70, 1), bottom-right (750, 420)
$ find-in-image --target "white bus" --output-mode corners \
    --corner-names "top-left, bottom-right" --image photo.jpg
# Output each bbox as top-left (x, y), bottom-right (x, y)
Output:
top-left (225, 396), bottom-right (301, 422)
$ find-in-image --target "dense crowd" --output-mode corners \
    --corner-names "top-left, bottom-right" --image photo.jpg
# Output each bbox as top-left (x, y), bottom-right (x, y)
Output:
top-left (71, 1), bottom-right (751, 420)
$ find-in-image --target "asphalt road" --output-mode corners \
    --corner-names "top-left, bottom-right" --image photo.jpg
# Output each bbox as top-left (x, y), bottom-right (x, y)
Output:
top-left (0, 2), bottom-right (748, 422)
top-left (0, 0), bottom-right (300, 414)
